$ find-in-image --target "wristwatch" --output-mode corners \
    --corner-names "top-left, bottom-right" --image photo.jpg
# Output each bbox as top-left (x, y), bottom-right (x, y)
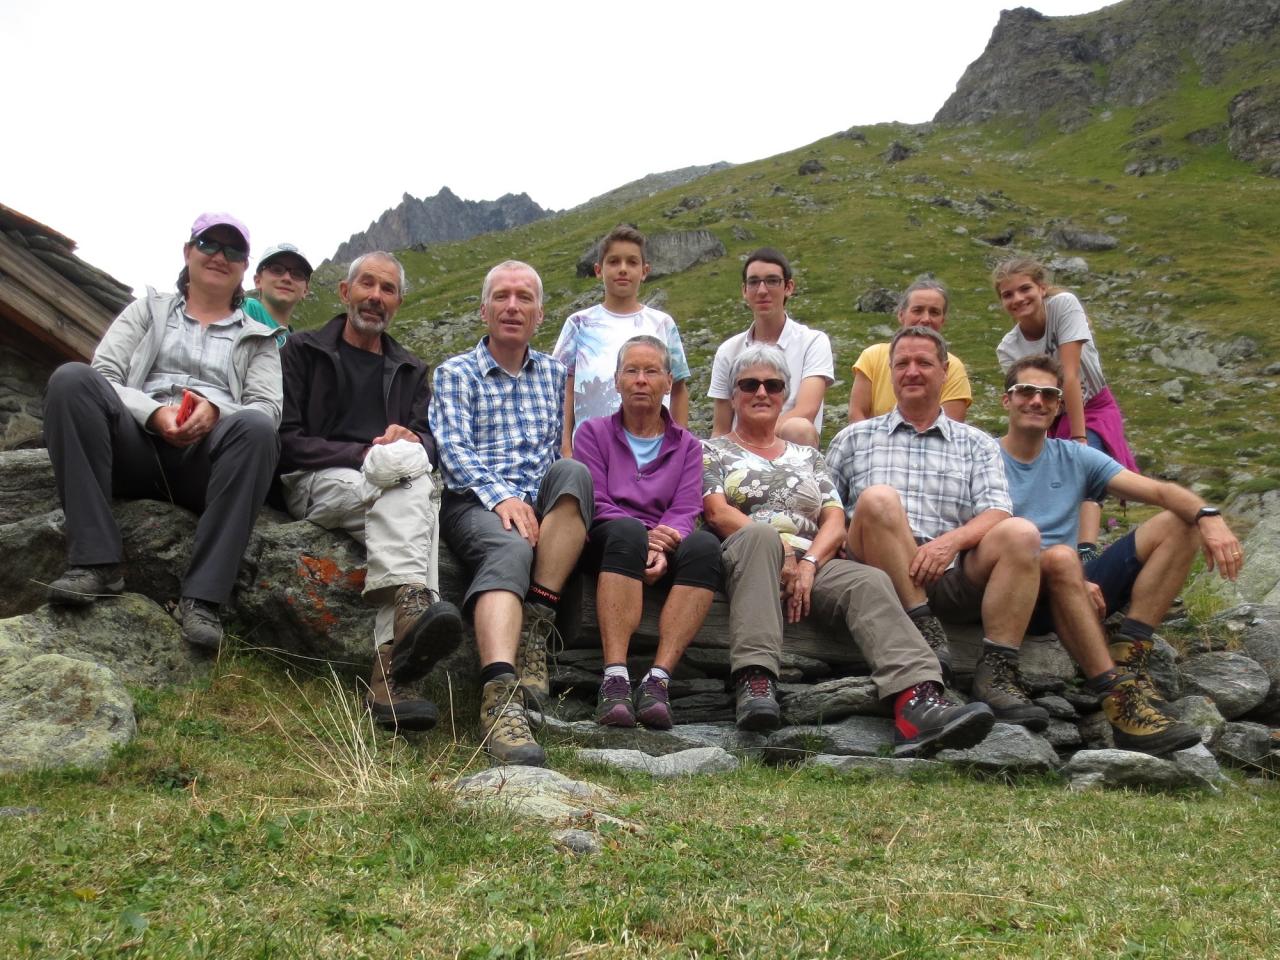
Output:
top-left (800, 555), bottom-right (819, 567)
top-left (1195, 506), bottom-right (1221, 523)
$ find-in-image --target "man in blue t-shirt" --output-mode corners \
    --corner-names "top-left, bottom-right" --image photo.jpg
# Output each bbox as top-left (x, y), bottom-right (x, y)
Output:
top-left (1000, 354), bottom-right (1245, 755)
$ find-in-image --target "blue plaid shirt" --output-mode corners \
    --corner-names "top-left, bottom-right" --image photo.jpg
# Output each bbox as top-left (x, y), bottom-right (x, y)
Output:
top-left (826, 408), bottom-right (1012, 542)
top-left (430, 337), bottom-right (566, 508)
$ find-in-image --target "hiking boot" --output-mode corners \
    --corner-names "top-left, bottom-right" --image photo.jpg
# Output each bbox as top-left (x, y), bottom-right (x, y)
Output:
top-left (516, 602), bottom-right (558, 701)
top-left (1103, 674), bottom-right (1200, 755)
top-left (48, 564), bottom-right (124, 606)
top-left (735, 667), bottom-right (780, 732)
top-left (633, 674), bottom-right (674, 730)
top-left (911, 613), bottom-right (954, 687)
top-left (389, 585), bottom-right (464, 683)
top-left (971, 645), bottom-right (1050, 731)
top-left (479, 672), bottom-right (545, 766)
top-left (366, 641), bottom-right (438, 731)
top-left (595, 675), bottom-right (636, 728)
top-left (893, 681), bottom-right (995, 757)
top-left (176, 597), bottom-right (224, 651)
top-left (1109, 633), bottom-right (1168, 703)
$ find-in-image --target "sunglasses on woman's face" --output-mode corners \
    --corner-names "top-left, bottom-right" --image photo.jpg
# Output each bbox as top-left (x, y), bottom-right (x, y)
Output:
top-left (1005, 383), bottom-right (1063, 401)
top-left (192, 236), bottom-right (248, 263)
top-left (736, 377), bottom-right (787, 395)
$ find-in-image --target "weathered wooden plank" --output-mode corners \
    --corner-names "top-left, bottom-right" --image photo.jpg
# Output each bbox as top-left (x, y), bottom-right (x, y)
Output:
top-left (0, 276), bottom-right (98, 361)
top-left (0, 232), bottom-right (113, 356)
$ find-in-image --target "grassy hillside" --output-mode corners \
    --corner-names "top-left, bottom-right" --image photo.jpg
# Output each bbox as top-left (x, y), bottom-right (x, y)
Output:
top-left (295, 42), bottom-right (1278, 506)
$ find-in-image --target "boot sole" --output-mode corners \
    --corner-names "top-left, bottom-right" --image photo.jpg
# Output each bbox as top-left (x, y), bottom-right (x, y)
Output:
top-left (1113, 726), bottom-right (1202, 756)
top-left (485, 743), bottom-right (546, 767)
top-left (391, 602), bottom-right (464, 682)
top-left (596, 702), bottom-right (637, 727)
top-left (736, 704), bottom-right (781, 732)
top-left (986, 706), bottom-right (1050, 732)
top-left (367, 698), bottom-right (439, 732)
top-left (894, 706), bottom-right (996, 757)
top-left (49, 579), bottom-right (124, 607)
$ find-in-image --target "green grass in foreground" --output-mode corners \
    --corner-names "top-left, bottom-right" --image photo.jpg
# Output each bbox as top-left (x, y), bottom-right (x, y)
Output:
top-left (3, 655), bottom-right (1277, 959)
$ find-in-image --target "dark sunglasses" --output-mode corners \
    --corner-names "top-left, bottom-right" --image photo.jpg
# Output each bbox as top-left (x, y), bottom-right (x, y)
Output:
top-left (1006, 383), bottom-right (1063, 401)
top-left (192, 236), bottom-right (248, 263)
top-left (263, 262), bottom-right (310, 282)
top-left (736, 377), bottom-right (787, 395)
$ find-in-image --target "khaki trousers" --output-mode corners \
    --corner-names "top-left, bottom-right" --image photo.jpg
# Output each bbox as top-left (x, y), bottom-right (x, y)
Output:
top-left (719, 522), bottom-right (941, 698)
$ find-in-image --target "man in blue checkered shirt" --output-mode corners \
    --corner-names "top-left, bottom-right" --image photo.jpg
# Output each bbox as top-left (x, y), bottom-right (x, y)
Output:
top-left (826, 325), bottom-right (1049, 730)
top-left (430, 260), bottom-right (593, 767)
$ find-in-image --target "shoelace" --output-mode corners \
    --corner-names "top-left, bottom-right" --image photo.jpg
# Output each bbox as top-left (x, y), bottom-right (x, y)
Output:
top-left (600, 675), bottom-right (632, 700)
top-left (742, 672), bottom-right (774, 698)
top-left (398, 586), bottom-right (438, 619)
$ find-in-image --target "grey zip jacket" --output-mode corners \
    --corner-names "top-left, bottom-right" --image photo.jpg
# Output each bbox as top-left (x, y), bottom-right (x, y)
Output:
top-left (91, 287), bottom-right (283, 429)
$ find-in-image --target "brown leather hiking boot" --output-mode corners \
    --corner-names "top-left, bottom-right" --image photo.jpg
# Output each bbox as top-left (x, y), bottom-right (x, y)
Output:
top-left (971, 645), bottom-right (1050, 731)
top-left (479, 673), bottom-right (545, 766)
top-left (389, 585), bottom-right (464, 683)
top-left (366, 641), bottom-right (438, 731)
top-left (515, 602), bottom-right (557, 701)
top-left (1109, 633), bottom-right (1169, 703)
top-left (1103, 674), bottom-right (1200, 755)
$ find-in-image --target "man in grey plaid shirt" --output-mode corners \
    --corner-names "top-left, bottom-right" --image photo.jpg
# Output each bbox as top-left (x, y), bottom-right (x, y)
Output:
top-left (430, 260), bottom-right (593, 767)
top-left (826, 325), bottom-right (1049, 729)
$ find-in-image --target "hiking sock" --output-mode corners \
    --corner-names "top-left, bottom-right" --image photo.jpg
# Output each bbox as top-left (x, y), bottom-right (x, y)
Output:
top-left (1118, 617), bottom-right (1155, 642)
top-left (644, 666), bottom-right (671, 684)
top-left (526, 581), bottom-right (561, 615)
top-left (907, 602), bottom-right (933, 621)
top-left (1084, 668), bottom-right (1123, 695)
top-left (480, 661), bottom-right (517, 685)
top-left (603, 663), bottom-right (630, 681)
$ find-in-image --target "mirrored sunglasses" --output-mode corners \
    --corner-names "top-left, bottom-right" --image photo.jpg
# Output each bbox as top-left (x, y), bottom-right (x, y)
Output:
top-left (1006, 383), bottom-right (1063, 401)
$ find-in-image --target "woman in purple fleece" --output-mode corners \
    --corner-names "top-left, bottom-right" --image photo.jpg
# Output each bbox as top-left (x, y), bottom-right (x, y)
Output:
top-left (572, 335), bottom-right (721, 730)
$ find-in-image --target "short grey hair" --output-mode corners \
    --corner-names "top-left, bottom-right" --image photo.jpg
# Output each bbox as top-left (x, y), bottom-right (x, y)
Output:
top-left (890, 324), bottom-right (949, 365)
top-left (728, 343), bottom-right (790, 394)
top-left (347, 251), bottom-right (408, 296)
top-left (482, 260), bottom-right (543, 304)
top-left (896, 276), bottom-right (949, 316)
top-left (615, 335), bottom-right (671, 374)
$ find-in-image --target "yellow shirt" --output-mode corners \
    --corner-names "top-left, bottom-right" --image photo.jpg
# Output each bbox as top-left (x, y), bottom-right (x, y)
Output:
top-left (852, 342), bottom-right (972, 417)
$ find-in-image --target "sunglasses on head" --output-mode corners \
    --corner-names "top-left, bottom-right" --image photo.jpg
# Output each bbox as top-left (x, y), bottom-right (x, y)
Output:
top-left (736, 377), bottom-right (787, 395)
top-left (1006, 383), bottom-right (1063, 401)
top-left (263, 262), bottom-right (310, 282)
top-left (192, 236), bottom-right (248, 263)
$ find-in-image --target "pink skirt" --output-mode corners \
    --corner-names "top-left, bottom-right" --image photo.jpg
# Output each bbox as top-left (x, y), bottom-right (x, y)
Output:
top-left (1050, 387), bottom-right (1139, 473)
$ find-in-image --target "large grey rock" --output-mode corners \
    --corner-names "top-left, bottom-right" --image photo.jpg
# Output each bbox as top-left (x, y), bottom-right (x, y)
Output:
top-left (575, 746), bottom-right (739, 777)
top-left (1213, 721), bottom-right (1273, 768)
top-left (575, 230), bottom-right (725, 280)
top-left (1148, 345), bottom-right (1220, 376)
top-left (779, 676), bottom-right (882, 725)
top-left (0, 510), bottom-right (71, 618)
top-left (1145, 636), bottom-right (1183, 701)
top-left (537, 715), bottom-right (703, 756)
top-left (0, 449), bottom-right (57, 525)
top-left (1062, 747), bottom-right (1220, 791)
top-left (0, 594), bottom-right (207, 687)
top-left (1228, 84), bottom-right (1280, 169)
top-left (1169, 695), bottom-right (1226, 746)
top-left (665, 722), bottom-right (768, 756)
top-left (936, 723), bottom-right (1059, 773)
top-left (763, 715), bottom-right (895, 764)
top-left (808, 754), bottom-right (943, 777)
top-left (452, 766), bottom-right (628, 827)
top-left (1192, 504), bottom-right (1280, 606)
top-left (1018, 634), bottom-right (1078, 692)
top-left (1043, 719), bottom-right (1084, 750)
top-left (1048, 225), bottom-right (1118, 251)
top-left (1179, 651), bottom-right (1270, 719)
top-left (1170, 743), bottom-right (1228, 788)
top-left (0, 637), bottom-right (136, 774)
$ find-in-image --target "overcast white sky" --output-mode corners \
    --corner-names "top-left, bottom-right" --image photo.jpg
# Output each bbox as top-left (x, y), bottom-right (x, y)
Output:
top-left (3, 0), bottom-right (1111, 296)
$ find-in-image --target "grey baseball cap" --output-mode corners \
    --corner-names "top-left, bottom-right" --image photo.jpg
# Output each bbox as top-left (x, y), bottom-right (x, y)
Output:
top-left (257, 243), bottom-right (313, 278)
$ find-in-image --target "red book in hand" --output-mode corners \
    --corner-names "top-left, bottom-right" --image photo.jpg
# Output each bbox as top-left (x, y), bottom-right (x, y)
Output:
top-left (175, 390), bottom-right (198, 426)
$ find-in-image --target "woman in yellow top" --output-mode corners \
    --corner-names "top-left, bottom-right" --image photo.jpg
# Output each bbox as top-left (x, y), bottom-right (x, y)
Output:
top-left (847, 278), bottom-right (971, 422)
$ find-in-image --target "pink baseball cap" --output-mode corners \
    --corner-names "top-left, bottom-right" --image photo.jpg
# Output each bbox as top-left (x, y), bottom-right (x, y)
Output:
top-left (189, 212), bottom-right (250, 252)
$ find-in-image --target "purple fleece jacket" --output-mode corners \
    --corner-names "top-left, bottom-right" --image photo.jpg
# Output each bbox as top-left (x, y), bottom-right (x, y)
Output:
top-left (572, 409), bottom-right (704, 538)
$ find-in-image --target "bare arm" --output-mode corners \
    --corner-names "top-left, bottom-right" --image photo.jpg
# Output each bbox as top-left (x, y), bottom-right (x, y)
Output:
top-left (942, 399), bottom-right (969, 423)
top-left (847, 372), bottom-right (873, 423)
top-left (702, 492), bottom-right (752, 539)
top-left (560, 374), bottom-right (576, 459)
top-left (711, 398), bottom-right (734, 437)
top-left (1057, 339), bottom-right (1088, 441)
top-left (669, 378), bottom-right (689, 427)
top-left (778, 375), bottom-right (828, 425)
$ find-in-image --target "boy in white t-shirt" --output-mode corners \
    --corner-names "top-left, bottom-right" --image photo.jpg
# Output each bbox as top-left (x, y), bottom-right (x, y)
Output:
top-left (553, 225), bottom-right (691, 455)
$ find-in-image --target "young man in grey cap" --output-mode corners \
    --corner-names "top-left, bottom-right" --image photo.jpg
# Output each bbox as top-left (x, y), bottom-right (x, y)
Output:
top-left (244, 243), bottom-right (313, 340)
